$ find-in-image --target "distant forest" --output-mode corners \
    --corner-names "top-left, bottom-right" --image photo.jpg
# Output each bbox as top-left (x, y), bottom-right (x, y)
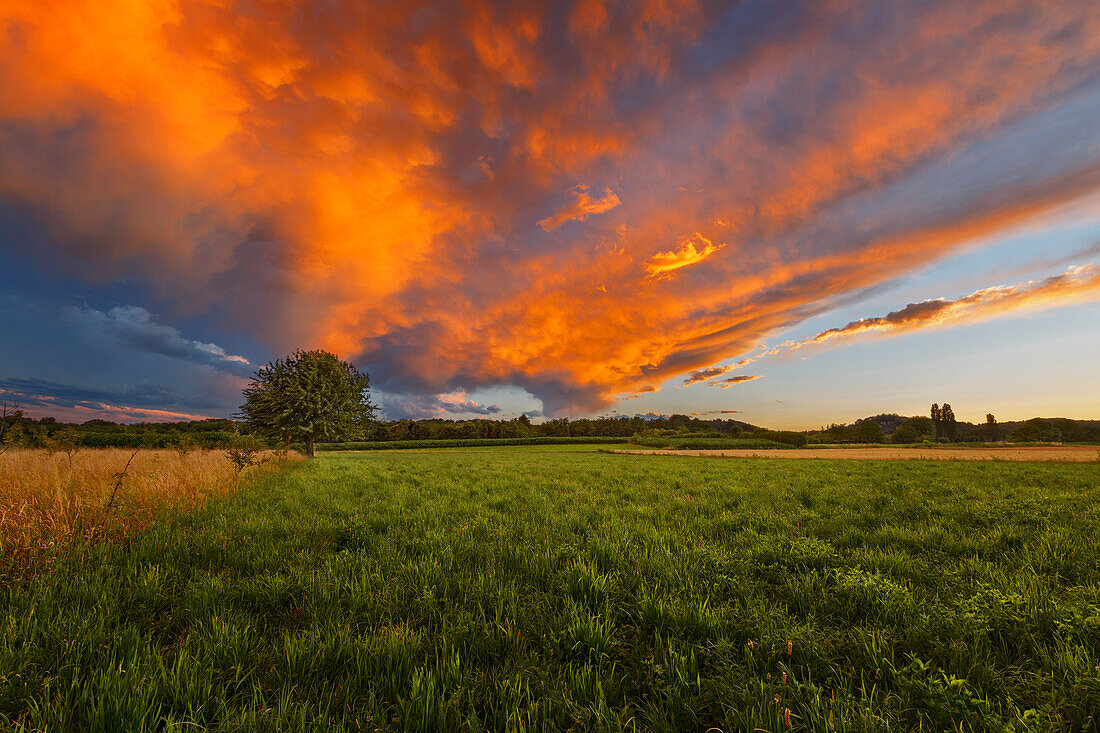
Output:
top-left (2, 403), bottom-right (1099, 449)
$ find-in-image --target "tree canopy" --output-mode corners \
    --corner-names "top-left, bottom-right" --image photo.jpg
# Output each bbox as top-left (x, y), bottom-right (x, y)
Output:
top-left (239, 350), bottom-right (375, 455)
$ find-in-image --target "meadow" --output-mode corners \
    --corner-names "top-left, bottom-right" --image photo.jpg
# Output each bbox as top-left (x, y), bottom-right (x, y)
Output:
top-left (1, 447), bottom-right (1098, 731)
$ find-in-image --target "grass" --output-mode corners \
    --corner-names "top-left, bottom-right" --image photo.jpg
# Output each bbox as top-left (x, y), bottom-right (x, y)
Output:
top-left (2, 448), bottom-right (1099, 730)
top-left (0, 448), bottom-right (295, 580)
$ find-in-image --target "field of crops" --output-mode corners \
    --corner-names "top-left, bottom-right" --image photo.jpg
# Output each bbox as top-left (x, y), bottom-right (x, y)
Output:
top-left (2, 447), bottom-right (1099, 730)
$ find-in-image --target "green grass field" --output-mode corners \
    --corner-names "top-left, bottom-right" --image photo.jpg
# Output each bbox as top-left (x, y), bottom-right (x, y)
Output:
top-left (3, 448), bottom-right (1099, 731)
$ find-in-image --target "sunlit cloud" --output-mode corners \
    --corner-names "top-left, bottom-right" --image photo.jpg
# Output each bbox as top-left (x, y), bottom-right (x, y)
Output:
top-left (683, 365), bottom-right (731, 385)
top-left (381, 389), bottom-right (503, 420)
top-left (711, 375), bottom-right (761, 389)
top-left (537, 185), bottom-right (620, 231)
top-left (682, 358), bottom-right (751, 385)
top-left (710, 263), bottom-right (1100, 384)
top-left (798, 263), bottom-right (1100, 348)
top-left (635, 412), bottom-right (669, 421)
top-left (644, 234), bottom-right (723, 278)
top-left (2, 0), bottom-right (1100, 417)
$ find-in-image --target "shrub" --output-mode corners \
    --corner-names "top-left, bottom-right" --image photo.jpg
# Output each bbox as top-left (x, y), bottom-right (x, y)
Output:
top-left (225, 436), bottom-right (266, 472)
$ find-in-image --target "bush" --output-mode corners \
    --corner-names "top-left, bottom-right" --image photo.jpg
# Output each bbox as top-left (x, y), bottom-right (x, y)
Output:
top-left (891, 425), bottom-right (919, 444)
top-left (225, 436), bottom-right (266, 471)
top-left (854, 418), bottom-right (886, 444)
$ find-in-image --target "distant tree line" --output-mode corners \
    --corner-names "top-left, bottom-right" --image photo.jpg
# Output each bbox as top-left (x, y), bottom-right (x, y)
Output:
top-left (0, 407), bottom-right (811, 449)
top-left (0, 406), bottom-right (247, 449)
top-left (11, 350), bottom-right (1098, 451)
top-left (810, 407), bottom-right (1100, 444)
top-left (1002, 417), bottom-right (1100, 443)
top-left (4, 396), bottom-right (1099, 450)
top-left (357, 413), bottom-right (811, 446)
top-left (364, 413), bottom-right (747, 441)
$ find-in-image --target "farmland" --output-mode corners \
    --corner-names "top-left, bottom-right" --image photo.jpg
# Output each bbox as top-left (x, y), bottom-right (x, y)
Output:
top-left (2, 447), bottom-right (1099, 731)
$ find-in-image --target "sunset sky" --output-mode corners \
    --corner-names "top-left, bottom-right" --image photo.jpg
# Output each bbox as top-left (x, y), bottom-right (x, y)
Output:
top-left (2, 0), bottom-right (1100, 428)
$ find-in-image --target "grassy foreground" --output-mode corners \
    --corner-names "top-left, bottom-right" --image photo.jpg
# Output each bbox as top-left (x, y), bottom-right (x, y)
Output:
top-left (2, 449), bottom-right (1099, 731)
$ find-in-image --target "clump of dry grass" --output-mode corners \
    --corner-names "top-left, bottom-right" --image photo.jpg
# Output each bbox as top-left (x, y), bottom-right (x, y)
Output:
top-left (0, 448), bottom-right (298, 575)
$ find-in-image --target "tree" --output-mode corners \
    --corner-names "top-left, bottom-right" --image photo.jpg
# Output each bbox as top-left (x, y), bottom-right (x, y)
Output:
top-left (238, 349), bottom-right (375, 456)
top-left (1009, 418), bottom-right (1056, 443)
top-left (891, 424), bottom-right (919, 444)
top-left (984, 413), bottom-right (999, 442)
top-left (854, 418), bottom-right (885, 443)
top-left (48, 427), bottom-right (82, 468)
top-left (0, 403), bottom-right (29, 454)
top-left (225, 435), bottom-right (265, 472)
top-left (940, 403), bottom-right (957, 441)
top-left (0, 402), bottom-right (22, 454)
top-left (931, 403), bottom-right (941, 438)
top-left (892, 416), bottom-right (935, 444)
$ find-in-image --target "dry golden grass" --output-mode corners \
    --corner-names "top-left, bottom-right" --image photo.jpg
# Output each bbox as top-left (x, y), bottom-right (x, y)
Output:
top-left (613, 445), bottom-right (1100, 461)
top-left (0, 448), bottom-right (298, 576)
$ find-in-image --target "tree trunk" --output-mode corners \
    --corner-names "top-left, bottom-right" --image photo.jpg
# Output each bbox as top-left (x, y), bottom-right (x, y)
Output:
top-left (306, 434), bottom-right (315, 457)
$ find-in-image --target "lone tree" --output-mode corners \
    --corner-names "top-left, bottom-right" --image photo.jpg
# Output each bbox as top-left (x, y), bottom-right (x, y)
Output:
top-left (239, 349), bottom-right (375, 456)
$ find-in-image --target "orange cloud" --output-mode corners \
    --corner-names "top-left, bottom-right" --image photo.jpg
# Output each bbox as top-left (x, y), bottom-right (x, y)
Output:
top-left (682, 365), bottom-right (731, 385)
top-left (799, 263), bottom-right (1100, 348)
top-left (644, 234), bottom-right (724, 277)
top-left (537, 185), bottom-right (620, 231)
top-left (2, 1), bottom-right (1100, 417)
top-left (711, 375), bottom-right (761, 389)
top-left (682, 357), bottom-right (751, 385)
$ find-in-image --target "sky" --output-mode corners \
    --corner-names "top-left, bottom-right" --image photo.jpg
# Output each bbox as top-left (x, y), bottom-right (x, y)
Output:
top-left (2, 0), bottom-right (1100, 428)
